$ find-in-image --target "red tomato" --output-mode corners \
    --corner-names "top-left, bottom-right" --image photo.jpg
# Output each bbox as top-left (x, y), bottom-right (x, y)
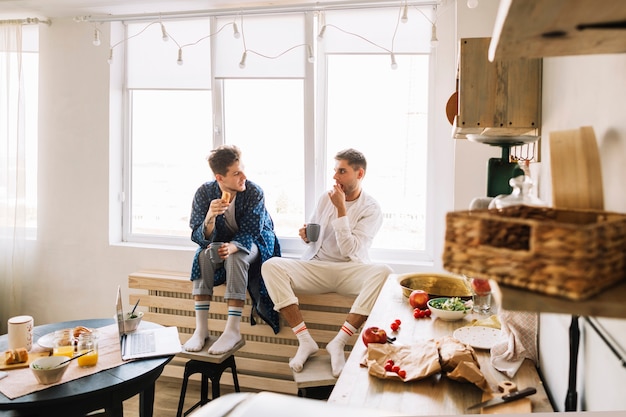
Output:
top-left (397, 369), bottom-right (407, 378)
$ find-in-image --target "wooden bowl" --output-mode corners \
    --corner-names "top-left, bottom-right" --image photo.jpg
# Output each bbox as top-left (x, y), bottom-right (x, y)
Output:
top-left (397, 273), bottom-right (472, 299)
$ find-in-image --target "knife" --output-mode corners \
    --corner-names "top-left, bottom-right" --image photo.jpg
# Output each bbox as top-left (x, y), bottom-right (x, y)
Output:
top-left (467, 386), bottom-right (537, 410)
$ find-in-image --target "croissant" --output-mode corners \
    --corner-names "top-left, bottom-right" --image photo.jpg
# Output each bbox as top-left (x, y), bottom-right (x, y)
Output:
top-left (73, 326), bottom-right (92, 338)
top-left (222, 191), bottom-right (231, 202)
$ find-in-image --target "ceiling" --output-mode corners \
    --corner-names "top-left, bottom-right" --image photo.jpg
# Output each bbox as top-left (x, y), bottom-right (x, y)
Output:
top-left (0, 0), bottom-right (404, 19)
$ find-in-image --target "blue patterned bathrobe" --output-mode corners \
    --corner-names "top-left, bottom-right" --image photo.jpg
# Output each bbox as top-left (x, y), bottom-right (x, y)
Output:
top-left (189, 179), bottom-right (281, 334)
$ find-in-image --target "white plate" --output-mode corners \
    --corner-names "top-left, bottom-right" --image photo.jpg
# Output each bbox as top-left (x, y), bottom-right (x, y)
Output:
top-left (467, 134), bottom-right (539, 146)
top-left (37, 332), bottom-right (56, 350)
top-left (453, 326), bottom-right (504, 350)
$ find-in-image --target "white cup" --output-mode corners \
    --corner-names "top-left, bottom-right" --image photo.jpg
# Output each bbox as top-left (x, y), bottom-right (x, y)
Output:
top-left (8, 315), bottom-right (34, 351)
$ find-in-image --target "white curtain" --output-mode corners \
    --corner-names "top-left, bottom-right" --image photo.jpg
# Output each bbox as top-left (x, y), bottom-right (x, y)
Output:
top-left (0, 23), bottom-right (28, 334)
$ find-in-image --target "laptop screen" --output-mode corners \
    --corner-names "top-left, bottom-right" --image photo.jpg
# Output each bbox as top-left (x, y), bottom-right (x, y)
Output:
top-left (115, 285), bottom-right (126, 339)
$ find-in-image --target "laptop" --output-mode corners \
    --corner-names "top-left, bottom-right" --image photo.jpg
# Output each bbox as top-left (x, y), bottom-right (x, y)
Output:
top-left (116, 286), bottom-right (182, 360)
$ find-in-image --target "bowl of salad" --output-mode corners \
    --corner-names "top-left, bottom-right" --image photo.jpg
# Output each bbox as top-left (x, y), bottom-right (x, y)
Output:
top-left (427, 297), bottom-right (471, 321)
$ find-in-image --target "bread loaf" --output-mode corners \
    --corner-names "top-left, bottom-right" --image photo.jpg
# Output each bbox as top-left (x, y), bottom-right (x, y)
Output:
top-left (4, 347), bottom-right (29, 364)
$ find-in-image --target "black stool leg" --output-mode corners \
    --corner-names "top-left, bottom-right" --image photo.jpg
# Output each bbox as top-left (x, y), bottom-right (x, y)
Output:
top-left (176, 363), bottom-right (193, 417)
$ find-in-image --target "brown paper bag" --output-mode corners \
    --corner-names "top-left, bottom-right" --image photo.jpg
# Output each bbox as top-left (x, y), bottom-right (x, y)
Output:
top-left (363, 340), bottom-right (441, 382)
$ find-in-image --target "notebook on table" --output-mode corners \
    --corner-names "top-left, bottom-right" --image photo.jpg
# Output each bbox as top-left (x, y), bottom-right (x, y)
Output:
top-left (115, 285), bottom-right (182, 361)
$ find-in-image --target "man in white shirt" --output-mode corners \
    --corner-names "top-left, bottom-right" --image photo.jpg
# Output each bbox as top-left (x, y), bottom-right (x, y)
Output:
top-left (262, 148), bottom-right (392, 377)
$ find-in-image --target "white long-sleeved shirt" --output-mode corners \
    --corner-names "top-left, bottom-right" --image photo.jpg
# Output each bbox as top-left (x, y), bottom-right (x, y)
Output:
top-left (301, 190), bottom-right (383, 263)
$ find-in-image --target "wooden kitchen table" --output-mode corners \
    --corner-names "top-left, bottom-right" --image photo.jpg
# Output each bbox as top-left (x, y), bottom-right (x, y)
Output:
top-left (328, 276), bottom-right (554, 415)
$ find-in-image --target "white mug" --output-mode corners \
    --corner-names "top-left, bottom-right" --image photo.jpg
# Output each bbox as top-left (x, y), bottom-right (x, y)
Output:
top-left (8, 315), bottom-right (34, 351)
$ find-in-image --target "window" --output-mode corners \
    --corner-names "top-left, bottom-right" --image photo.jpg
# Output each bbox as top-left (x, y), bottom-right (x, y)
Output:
top-left (0, 24), bottom-right (38, 237)
top-left (121, 6), bottom-right (439, 264)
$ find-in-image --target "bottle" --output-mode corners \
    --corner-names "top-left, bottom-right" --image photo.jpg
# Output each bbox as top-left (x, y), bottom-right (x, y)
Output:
top-left (77, 332), bottom-right (99, 367)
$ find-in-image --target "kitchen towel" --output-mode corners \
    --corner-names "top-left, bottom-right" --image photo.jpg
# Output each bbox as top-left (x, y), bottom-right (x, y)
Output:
top-left (490, 309), bottom-right (538, 378)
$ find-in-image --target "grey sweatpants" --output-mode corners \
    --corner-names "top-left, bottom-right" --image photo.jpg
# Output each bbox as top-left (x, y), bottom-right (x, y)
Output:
top-left (192, 243), bottom-right (259, 301)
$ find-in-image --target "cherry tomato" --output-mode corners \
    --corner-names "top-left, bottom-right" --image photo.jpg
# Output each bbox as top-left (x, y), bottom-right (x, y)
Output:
top-left (384, 363), bottom-right (393, 372)
top-left (394, 319), bottom-right (401, 325)
top-left (390, 322), bottom-right (399, 331)
top-left (386, 359), bottom-right (394, 366)
top-left (397, 369), bottom-right (407, 378)
top-left (392, 365), bottom-right (400, 373)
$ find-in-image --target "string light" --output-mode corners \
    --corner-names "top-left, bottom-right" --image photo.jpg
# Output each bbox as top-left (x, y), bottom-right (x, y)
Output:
top-left (430, 23), bottom-right (438, 47)
top-left (87, 4), bottom-right (436, 69)
top-left (160, 22), bottom-right (169, 42)
top-left (307, 45), bottom-right (315, 63)
top-left (401, 3), bottom-right (409, 23)
top-left (92, 27), bottom-right (101, 46)
top-left (233, 22), bottom-right (240, 39)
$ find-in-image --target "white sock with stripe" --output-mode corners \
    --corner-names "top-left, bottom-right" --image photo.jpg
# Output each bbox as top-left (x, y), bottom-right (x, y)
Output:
top-left (326, 321), bottom-right (357, 377)
top-left (289, 322), bottom-right (319, 373)
top-left (208, 306), bottom-right (243, 354)
top-left (183, 301), bottom-right (210, 352)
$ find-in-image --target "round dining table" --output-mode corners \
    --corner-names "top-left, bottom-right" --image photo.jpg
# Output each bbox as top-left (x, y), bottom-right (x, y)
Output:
top-left (0, 318), bottom-right (173, 417)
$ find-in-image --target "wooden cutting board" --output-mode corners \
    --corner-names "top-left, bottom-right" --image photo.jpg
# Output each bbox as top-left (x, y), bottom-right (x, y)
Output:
top-left (481, 381), bottom-right (532, 414)
top-left (0, 351), bottom-right (52, 370)
top-left (549, 126), bottom-right (604, 210)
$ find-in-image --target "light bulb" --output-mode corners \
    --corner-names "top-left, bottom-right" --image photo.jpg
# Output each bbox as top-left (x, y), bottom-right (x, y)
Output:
top-left (401, 5), bottom-right (408, 23)
top-left (317, 25), bottom-right (326, 41)
top-left (92, 29), bottom-right (101, 46)
top-left (160, 23), bottom-right (169, 42)
top-left (467, 0), bottom-right (479, 8)
top-left (239, 51), bottom-right (247, 69)
top-left (233, 22), bottom-right (240, 39)
top-left (390, 53), bottom-right (398, 70)
top-left (430, 24), bottom-right (438, 47)
top-left (107, 48), bottom-right (113, 64)
top-left (307, 45), bottom-right (315, 63)
top-left (177, 49), bottom-right (183, 65)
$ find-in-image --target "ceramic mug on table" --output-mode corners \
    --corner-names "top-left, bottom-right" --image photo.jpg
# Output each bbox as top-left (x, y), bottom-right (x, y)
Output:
top-left (8, 315), bottom-right (34, 351)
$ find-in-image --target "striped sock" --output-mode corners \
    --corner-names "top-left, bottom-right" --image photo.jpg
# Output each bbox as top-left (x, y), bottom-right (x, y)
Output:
top-left (327, 321), bottom-right (357, 377)
top-left (208, 306), bottom-right (243, 355)
top-left (183, 301), bottom-right (210, 352)
top-left (290, 322), bottom-right (319, 372)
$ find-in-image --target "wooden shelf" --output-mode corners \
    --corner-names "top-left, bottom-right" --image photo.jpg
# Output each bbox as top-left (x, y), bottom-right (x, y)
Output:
top-left (495, 280), bottom-right (626, 319)
top-left (489, 0), bottom-right (626, 61)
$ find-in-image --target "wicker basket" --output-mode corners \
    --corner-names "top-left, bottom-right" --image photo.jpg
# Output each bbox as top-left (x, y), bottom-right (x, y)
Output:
top-left (442, 205), bottom-right (626, 301)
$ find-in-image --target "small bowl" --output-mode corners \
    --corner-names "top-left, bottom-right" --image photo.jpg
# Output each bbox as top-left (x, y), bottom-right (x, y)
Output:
top-left (30, 355), bottom-right (70, 385)
top-left (427, 297), bottom-right (470, 322)
top-left (397, 273), bottom-right (472, 299)
top-left (123, 311), bottom-right (144, 332)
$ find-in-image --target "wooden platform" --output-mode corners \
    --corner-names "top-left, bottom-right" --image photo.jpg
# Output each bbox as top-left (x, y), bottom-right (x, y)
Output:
top-left (128, 270), bottom-right (356, 396)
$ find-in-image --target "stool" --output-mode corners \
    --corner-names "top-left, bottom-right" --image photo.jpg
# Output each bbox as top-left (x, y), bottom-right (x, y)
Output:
top-left (291, 355), bottom-right (338, 400)
top-left (176, 338), bottom-right (245, 417)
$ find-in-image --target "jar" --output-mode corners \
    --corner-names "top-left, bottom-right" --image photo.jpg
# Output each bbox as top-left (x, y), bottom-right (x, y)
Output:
top-left (77, 332), bottom-right (99, 367)
top-left (52, 329), bottom-right (74, 358)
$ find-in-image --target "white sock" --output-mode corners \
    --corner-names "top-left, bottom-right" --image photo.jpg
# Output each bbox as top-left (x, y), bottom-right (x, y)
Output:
top-left (183, 301), bottom-right (210, 352)
top-left (209, 306), bottom-right (243, 354)
top-left (289, 322), bottom-right (319, 373)
top-left (326, 321), bottom-right (357, 377)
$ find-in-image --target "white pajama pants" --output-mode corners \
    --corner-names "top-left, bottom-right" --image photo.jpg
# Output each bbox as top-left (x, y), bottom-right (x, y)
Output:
top-left (262, 258), bottom-right (392, 316)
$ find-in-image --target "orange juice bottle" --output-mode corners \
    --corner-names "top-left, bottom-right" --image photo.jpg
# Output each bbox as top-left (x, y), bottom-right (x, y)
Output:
top-left (52, 329), bottom-right (74, 358)
top-left (77, 333), bottom-right (98, 367)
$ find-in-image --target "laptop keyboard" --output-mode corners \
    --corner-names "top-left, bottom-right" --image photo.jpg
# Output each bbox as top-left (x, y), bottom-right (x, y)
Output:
top-left (131, 332), bottom-right (156, 355)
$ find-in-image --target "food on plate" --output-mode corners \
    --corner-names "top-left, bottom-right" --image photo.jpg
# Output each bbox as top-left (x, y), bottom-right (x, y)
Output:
top-left (73, 326), bottom-right (93, 338)
top-left (361, 326), bottom-right (387, 346)
top-left (409, 290), bottom-right (429, 309)
top-left (221, 191), bottom-right (231, 202)
top-left (429, 297), bottom-right (470, 312)
top-left (4, 347), bottom-right (29, 364)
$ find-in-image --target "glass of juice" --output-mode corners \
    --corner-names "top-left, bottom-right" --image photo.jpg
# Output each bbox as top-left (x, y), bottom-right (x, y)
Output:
top-left (52, 329), bottom-right (74, 358)
top-left (77, 332), bottom-right (98, 367)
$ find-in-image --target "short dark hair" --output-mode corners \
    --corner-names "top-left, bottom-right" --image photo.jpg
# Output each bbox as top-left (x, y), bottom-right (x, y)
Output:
top-left (207, 145), bottom-right (241, 176)
top-left (335, 148), bottom-right (367, 172)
